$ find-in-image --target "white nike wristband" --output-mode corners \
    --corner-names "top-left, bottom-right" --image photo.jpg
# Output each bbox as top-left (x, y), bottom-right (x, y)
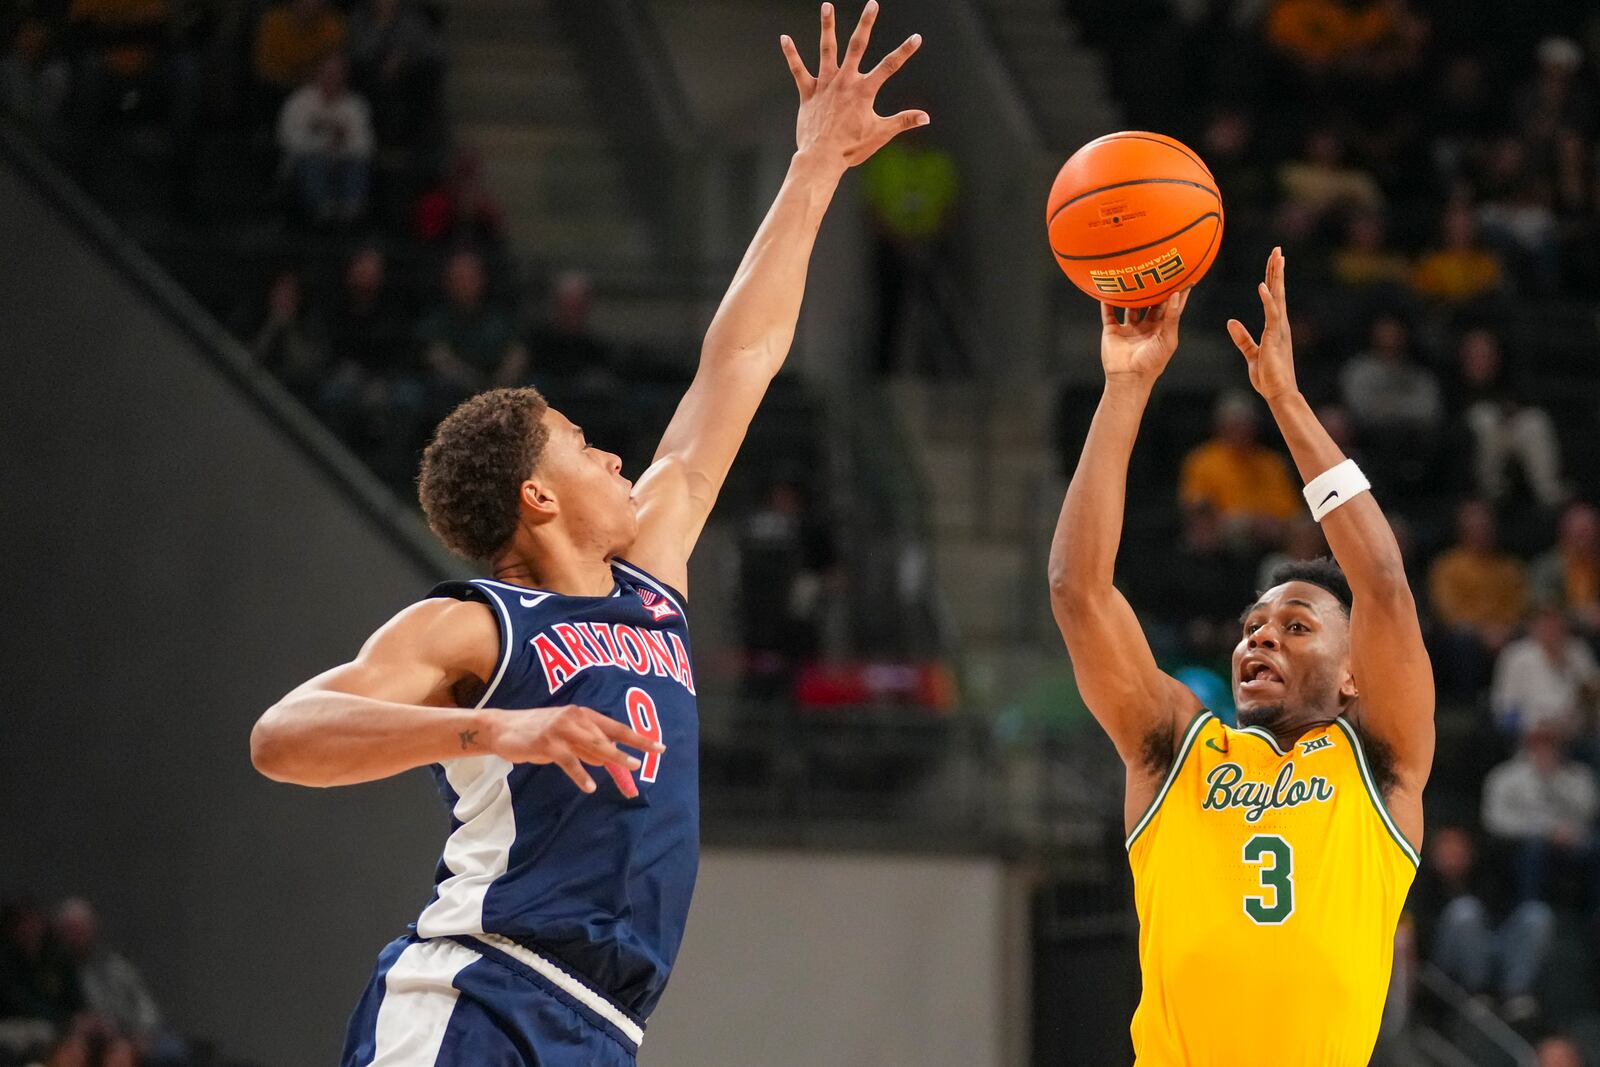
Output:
top-left (1302, 459), bottom-right (1371, 522)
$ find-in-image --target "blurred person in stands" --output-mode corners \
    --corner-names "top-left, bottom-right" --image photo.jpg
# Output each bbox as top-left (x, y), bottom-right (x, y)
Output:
top-left (56, 899), bottom-right (185, 1065)
top-left (861, 133), bottom-right (958, 374)
top-left (1265, 0), bottom-right (1394, 73)
top-left (0, 18), bottom-right (71, 146)
top-left (253, 0), bottom-right (346, 102)
top-left (1255, 514), bottom-right (1327, 593)
top-left (1553, 129), bottom-right (1599, 294)
top-left (1483, 720), bottom-right (1600, 911)
top-left (1428, 499), bottom-right (1527, 694)
top-left (348, 0), bottom-right (443, 149)
top-left (317, 245), bottom-right (426, 489)
top-left (248, 267), bottom-right (328, 402)
top-left (1413, 203), bottom-right (1505, 305)
top-left (1131, 501), bottom-right (1257, 661)
top-left (66, 0), bottom-right (201, 173)
top-left (1339, 312), bottom-right (1441, 490)
top-left (1278, 127), bottom-right (1384, 226)
top-left (1513, 38), bottom-right (1593, 149)
top-left (1331, 211), bottom-right (1410, 293)
top-left (1537, 1036), bottom-right (1586, 1067)
top-left (526, 271), bottom-right (612, 381)
top-left (412, 147), bottom-right (507, 249)
top-left (418, 247), bottom-right (528, 400)
top-left (1480, 179), bottom-right (1560, 292)
top-left (1449, 326), bottom-right (1568, 508)
top-left (1425, 54), bottom-right (1495, 179)
top-left (738, 479), bottom-right (839, 698)
top-left (1200, 109), bottom-right (1270, 216)
top-left (1178, 389), bottom-right (1300, 552)
top-left (1407, 826), bottom-right (1552, 1022)
top-left (1531, 503), bottom-right (1600, 638)
top-left (1491, 605), bottom-right (1600, 738)
top-left (277, 52), bottom-right (374, 225)
top-left (1339, 312), bottom-right (1442, 437)
top-left (0, 901), bottom-right (77, 1060)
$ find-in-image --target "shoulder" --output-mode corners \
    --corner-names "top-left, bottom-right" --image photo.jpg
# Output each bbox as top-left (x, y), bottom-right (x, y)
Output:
top-left (362, 596), bottom-right (500, 679)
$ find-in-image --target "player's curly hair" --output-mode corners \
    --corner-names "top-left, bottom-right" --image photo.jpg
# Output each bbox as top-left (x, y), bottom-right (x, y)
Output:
top-left (418, 388), bottom-right (550, 562)
top-left (1261, 556), bottom-right (1353, 617)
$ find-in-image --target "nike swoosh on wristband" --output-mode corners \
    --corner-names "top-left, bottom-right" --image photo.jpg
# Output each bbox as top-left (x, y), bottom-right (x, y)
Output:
top-left (1319, 489), bottom-right (1339, 507)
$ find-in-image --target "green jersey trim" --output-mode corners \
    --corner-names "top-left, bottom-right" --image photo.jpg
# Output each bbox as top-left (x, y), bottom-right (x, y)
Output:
top-left (1333, 717), bottom-right (1420, 868)
top-left (1126, 711), bottom-right (1214, 852)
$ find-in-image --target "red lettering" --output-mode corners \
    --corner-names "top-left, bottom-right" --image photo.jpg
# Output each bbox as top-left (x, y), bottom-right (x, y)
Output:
top-left (640, 629), bottom-right (678, 681)
top-left (615, 626), bottom-right (651, 673)
top-left (532, 633), bottom-right (581, 690)
top-left (626, 687), bottom-right (663, 782)
top-left (552, 623), bottom-right (600, 671)
top-left (584, 623), bottom-right (623, 666)
top-left (668, 633), bottom-right (696, 695)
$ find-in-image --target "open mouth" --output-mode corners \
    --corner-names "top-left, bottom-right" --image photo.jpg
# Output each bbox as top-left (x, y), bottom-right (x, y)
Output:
top-left (1239, 660), bottom-right (1285, 693)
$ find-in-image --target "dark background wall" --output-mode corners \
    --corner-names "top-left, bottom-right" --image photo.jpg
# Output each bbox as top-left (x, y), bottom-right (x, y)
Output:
top-left (0, 158), bottom-right (463, 1065)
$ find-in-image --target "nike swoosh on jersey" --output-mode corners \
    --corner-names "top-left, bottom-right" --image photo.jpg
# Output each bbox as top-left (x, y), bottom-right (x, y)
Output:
top-left (520, 594), bottom-right (549, 608)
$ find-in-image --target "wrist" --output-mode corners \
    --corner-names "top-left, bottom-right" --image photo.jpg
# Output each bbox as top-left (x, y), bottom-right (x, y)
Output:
top-left (1263, 388), bottom-right (1306, 414)
top-left (1104, 374), bottom-right (1156, 402)
top-left (790, 147), bottom-right (848, 185)
top-left (473, 707), bottom-right (507, 756)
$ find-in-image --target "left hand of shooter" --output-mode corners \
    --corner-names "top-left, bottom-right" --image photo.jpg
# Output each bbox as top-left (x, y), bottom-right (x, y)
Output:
top-left (1227, 246), bottom-right (1300, 404)
top-left (779, 2), bottom-right (927, 175)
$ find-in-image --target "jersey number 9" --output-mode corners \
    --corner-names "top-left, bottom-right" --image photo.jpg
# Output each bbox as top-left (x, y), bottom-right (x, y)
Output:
top-left (625, 688), bottom-right (663, 783)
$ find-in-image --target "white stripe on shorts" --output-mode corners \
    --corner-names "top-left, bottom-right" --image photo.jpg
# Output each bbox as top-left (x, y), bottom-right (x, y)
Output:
top-left (475, 933), bottom-right (645, 1048)
top-left (368, 940), bottom-right (476, 1065)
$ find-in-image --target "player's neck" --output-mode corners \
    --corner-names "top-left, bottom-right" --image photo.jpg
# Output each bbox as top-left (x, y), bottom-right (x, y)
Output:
top-left (491, 543), bottom-right (615, 597)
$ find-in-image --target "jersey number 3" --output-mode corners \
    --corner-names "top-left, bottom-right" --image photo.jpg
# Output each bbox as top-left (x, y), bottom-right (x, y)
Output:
top-left (625, 688), bottom-right (663, 783)
top-left (1242, 834), bottom-right (1294, 925)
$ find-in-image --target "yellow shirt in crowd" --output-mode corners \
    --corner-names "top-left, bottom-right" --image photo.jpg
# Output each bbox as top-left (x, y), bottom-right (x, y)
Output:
top-left (1428, 547), bottom-right (1527, 629)
top-left (1179, 440), bottom-right (1301, 523)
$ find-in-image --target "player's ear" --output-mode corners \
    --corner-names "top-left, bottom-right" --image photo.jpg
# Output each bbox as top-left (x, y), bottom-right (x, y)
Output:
top-left (519, 478), bottom-right (559, 523)
top-left (1338, 663), bottom-right (1358, 704)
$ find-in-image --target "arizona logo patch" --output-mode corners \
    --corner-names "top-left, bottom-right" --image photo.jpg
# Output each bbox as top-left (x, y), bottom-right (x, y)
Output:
top-left (637, 588), bottom-right (679, 621)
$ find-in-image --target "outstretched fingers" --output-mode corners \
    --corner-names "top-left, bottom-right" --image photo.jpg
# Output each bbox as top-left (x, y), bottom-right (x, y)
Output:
top-left (780, 34), bottom-right (815, 98)
top-left (1227, 318), bottom-right (1259, 358)
top-left (817, 2), bottom-right (838, 78)
top-left (865, 32), bottom-right (921, 87)
top-left (841, 0), bottom-right (879, 73)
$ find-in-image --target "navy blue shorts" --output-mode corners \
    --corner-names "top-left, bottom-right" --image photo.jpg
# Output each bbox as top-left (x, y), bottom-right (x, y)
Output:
top-left (339, 935), bottom-right (641, 1067)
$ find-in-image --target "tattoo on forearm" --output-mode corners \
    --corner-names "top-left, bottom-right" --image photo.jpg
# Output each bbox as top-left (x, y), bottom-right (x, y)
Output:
top-left (459, 729), bottom-right (479, 751)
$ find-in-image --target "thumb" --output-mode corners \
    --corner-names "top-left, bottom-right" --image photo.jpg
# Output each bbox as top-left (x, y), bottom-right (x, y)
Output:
top-left (1226, 319), bottom-right (1258, 357)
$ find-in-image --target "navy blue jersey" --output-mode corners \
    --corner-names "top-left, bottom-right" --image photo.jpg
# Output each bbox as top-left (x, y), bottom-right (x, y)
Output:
top-left (414, 559), bottom-right (699, 1021)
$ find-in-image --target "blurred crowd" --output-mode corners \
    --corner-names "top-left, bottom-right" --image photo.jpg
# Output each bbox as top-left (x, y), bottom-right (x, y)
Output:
top-left (0, 899), bottom-right (186, 1067)
top-left (1075, 0), bottom-right (1600, 1055)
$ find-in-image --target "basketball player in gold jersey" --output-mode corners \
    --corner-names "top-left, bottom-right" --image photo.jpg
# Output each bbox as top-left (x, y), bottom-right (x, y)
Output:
top-left (1048, 248), bottom-right (1434, 1066)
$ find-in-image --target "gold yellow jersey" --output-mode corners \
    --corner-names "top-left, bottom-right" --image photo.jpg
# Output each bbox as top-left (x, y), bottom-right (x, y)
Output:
top-left (1127, 711), bottom-right (1418, 1067)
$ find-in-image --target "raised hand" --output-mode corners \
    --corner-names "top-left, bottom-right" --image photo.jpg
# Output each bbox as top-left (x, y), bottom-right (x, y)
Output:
top-left (1099, 290), bottom-right (1189, 386)
top-left (1227, 247), bottom-right (1299, 402)
top-left (779, 2), bottom-right (927, 170)
top-left (486, 704), bottom-right (665, 798)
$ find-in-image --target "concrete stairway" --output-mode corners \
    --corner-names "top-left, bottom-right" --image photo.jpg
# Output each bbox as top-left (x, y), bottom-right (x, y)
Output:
top-left (445, 0), bottom-right (654, 267)
top-left (976, 0), bottom-right (1121, 149)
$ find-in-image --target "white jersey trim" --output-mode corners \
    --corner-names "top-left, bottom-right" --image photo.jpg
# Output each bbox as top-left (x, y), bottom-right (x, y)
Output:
top-left (469, 582), bottom-right (515, 710)
top-left (367, 939), bottom-right (473, 1065)
top-left (474, 933), bottom-right (645, 1047)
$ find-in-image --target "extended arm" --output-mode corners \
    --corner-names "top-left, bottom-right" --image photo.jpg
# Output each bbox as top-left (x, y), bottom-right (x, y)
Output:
top-left (249, 598), bottom-right (661, 793)
top-left (1228, 247), bottom-right (1435, 794)
top-left (626, 2), bottom-right (927, 593)
top-left (1049, 293), bottom-right (1202, 770)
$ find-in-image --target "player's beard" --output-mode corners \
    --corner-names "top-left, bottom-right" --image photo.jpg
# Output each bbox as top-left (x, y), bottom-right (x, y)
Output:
top-left (1237, 703), bottom-right (1290, 731)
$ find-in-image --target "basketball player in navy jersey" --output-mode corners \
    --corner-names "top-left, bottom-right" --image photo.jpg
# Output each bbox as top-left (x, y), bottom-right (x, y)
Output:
top-left (248, 5), bottom-right (925, 1065)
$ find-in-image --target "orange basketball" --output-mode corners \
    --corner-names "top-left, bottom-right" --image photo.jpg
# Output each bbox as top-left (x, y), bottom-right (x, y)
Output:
top-left (1046, 131), bottom-right (1224, 308)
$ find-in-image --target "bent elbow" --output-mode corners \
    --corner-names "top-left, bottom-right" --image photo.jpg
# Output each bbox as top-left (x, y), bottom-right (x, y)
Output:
top-left (249, 712), bottom-right (296, 782)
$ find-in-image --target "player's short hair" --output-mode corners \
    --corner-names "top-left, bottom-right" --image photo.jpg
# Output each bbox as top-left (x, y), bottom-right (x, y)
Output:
top-left (1260, 556), bottom-right (1353, 617)
top-left (418, 388), bottom-right (550, 562)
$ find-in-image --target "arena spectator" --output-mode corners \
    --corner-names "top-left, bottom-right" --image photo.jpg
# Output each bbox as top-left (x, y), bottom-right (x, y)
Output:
top-left (1513, 38), bottom-right (1593, 148)
top-left (1449, 326), bottom-right (1567, 508)
top-left (1480, 180), bottom-right (1561, 292)
top-left (1145, 502), bottom-right (1257, 659)
top-left (1255, 515), bottom-right (1327, 594)
top-left (248, 268), bottom-right (328, 401)
top-left (253, 0), bottom-right (346, 96)
top-left (318, 245), bottom-right (426, 489)
top-left (348, 0), bottom-right (444, 149)
top-left (1278, 128), bottom-right (1384, 224)
top-left (55, 898), bottom-right (183, 1063)
top-left (1429, 499), bottom-right (1527, 692)
top-left (1331, 211), bottom-right (1410, 293)
top-left (1537, 1036), bottom-right (1586, 1067)
top-left (1265, 0), bottom-right (1394, 71)
top-left (861, 136), bottom-right (959, 374)
top-left (1482, 721), bottom-right (1600, 910)
top-left (1178, 390), bottom-right (1299, 550)
top-left (418, 248), bottom-right (528, 399)
top-left (1407, 826), bottom-right (1552, 1021)
top-left (525, 271), bottom-right (613, 381)
top-left (1412, 204), bottom-right (1505, 305)
top-left (1339, 313), bottom-right (1443, 435)
top-left (276, 52), bottom-right (374, 225)
top-left (0, 900), bottom-right (78, 1036)
top-left (1490, 606), bottom-right (1600, 737)
top-left (0, 18), bottom-right (71, 144)
top-left (738, 480), bottom-right (839, 696)
top-left (412, 148), bottom-right (507, 249)
top-left (1530, 503), bottom-right (1600, 635)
